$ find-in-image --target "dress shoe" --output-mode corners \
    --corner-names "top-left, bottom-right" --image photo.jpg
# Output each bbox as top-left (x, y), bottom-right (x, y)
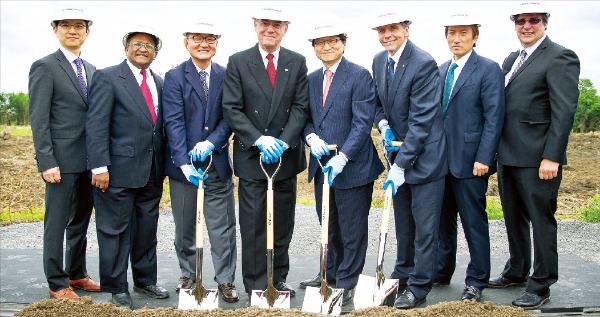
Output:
top-left (274, 281), bottom-right (296, 297)
top-left (488, 274), bottom-right (527, 288)
top-left (342, 288), bottom-right (354, 306)
top-left (512, 291), bottom-right (550, 309)
top-left (111, 292), bottom-right (133, 309)
top-left (218, 282), bottom-right (239, 303)
top-left (461, 285), bottom-right (482, 301)
top-left (69, 275), bottom-right (101, 292)
top-left (299, 273), bottom-right (336, 288)
top-left (433, 279), bottom-right (451, 286)
top-left (394, 289), bottom-right (425, 309)
top-left (176, 277), bottom-right (195, 293)
top-left (49, 287), bottom-right (80, 300)
top-left (133, 284), bottom-right (170, 299)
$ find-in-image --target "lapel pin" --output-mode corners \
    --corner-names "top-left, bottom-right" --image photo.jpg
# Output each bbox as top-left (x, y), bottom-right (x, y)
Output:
top-left (285, 69), bottom-right (289, 72)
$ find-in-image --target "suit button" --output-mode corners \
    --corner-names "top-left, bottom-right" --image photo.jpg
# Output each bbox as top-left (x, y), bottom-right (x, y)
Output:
top-left (205, 126), bottom-right (208, 130)
top-left (281, 128), bottom-right (284, 131)
top-left (286, 109), bottom-right (289, 113)
top-left (264, 129), bottom-right (268, 132)
top-left (255, 110), bottom-right (259, 114)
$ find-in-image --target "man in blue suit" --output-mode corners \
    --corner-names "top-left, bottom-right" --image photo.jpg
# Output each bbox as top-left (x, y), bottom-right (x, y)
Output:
top-left (162, 21), bottom-right (238, 302)
top-left (299, 22), bottom-right (384, 305)
top-left (434, 13), bottom-right (505, 302)
top-left (371, 11), bottom-right (448, 309)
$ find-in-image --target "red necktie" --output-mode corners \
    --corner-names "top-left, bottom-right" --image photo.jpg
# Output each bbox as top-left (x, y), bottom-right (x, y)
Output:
top-left (323, 69), bottom-right (333, 107)
top-left (140, 68), bottom-right (156, 123)
top-left (266, 53), bottom-right (276, 88)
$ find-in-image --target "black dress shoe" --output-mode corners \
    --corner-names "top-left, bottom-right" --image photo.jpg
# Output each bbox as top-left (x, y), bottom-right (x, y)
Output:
top-left (394, 289), bottom-right (425, 309)
top-left (176, 277), bottom-right (195, 293)
top-left (218, 282), bottom-right (240, 303)
top-left (512, 291), bottom-right (550, 309)
top-left (111, 292), bottom-right (133, 309)
top-left (461, 285), bottom-right (482, 301)
top-left (133, 284), bottom-right (170, 299)
top-left (488, 275), bottom-right (528, 288)
top-left (274, 281), bottom-right (296, 297)
top-left (299, 273), bottom-right (336, 288)
top-left (342, 288), bottom-right (354, 306)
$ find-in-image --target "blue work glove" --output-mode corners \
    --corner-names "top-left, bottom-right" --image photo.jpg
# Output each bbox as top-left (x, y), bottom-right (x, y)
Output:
top-left (189, 140), bottom-right (214, 162)
top-left (383, 163), bottom-right (405, 196)
top-left (380, 125), bottom-right (400, 152)
top-left (180, 164), bottom-right (208, 187)
top-left (322, 154), bottom-right (348, 186)
top-left (256, 136), bottom-right (285, 164)
top-left (306, 133), bottom-right (330, 159)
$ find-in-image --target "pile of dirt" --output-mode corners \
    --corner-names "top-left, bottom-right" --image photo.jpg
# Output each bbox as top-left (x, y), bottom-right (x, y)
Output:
top-left (14, 297), bottom-right (533, 317)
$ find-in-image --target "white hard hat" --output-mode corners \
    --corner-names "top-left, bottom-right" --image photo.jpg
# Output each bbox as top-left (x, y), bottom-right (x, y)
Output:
top-left (308, 21), bottom-right (347, 42)
top-left (252, 7), bottom-right (290, 23)
top-left (371, 11), bottom-right (411, 30)
top-left (51, 7), bottom-right (93, 26)
top-left (123, 25), bottom-right (162, 51)
top-left (443, 13), bottom-right (481, 27)
top-left (511, 1), bottom-right (550, 16)
top-left (183, 22), bottom-right (222, 39)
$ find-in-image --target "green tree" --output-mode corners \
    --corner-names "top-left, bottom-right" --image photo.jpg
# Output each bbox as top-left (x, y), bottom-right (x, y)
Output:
top-left (0, 92), bottom-right (29, 126)
top-left (573, 78), bottom-right (600, 132)
top-left (0, 92), bottom-right (11, 125)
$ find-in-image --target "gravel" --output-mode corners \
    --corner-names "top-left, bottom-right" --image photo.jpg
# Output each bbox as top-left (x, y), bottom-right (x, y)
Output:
top-left (1, 205), bottom-right (599, 265)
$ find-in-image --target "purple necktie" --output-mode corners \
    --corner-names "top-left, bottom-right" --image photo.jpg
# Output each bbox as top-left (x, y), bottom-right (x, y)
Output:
top-left (74, 58), bottom-right (87, 99)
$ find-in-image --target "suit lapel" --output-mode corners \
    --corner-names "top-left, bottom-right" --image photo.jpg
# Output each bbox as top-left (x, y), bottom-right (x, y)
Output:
top-left (387, 40), bottom-right (412, 108)
top-left (184, 58), bottom-right (207, 109)
top-left (118, 60), bottom-right (154, 124)
top-left (319, 57), bottom-right (349, 126)
top-left (247, 45), bottom-right (273, 104)
top-left (54, 50), bottom-right (87, 104)
top-left (207, 62), bottom-right (223, 123)
top-left (152, 69), bottom-right (162, 128)
top-left (268, 48), bottom-right (291, 124)
top-left (508, 37), bottom-right (550, 86)
top-left (449, 51), bottom-right (477, 104)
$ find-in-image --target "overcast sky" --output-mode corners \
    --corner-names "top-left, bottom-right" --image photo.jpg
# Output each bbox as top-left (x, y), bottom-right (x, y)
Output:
top-left (1, 1), bottom-right (599, 94)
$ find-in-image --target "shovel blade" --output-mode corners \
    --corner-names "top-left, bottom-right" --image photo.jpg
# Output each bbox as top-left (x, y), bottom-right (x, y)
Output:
top-left (251, 289), bottom-right (290, 309)
top-left (353, 274), bottom-right (399, 310)
top-left (178, 288), bottom-right (219, 310)
top-left (301, 285), bottom-right (343, 315)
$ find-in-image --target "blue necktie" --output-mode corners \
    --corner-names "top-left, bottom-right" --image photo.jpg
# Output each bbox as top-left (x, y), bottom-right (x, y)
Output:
top-left (74, 58), bottom-right (87, 100)
top-left (199, 70), bottom-right (209, 104)
top-left (387, 57), bottom-right (395, 91)
top-left (442, 63), bottom-right (458, 119)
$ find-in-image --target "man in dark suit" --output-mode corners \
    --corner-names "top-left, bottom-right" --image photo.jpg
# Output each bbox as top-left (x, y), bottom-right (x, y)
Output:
top-left (371, 11), bottom-right (447, 309)
top-left (434, 13), bottom-right (505, 302)
top-left (162, 21), bottom-right (238, 302)
top-left (299, 22), bottom-right (384, 305)
top-left (222, 7), bottom-right (309, 297)
top-left (28, 7), bottom-right (100, 300)
top-left (86, 26), bottom-right (169, 309)
top-left (490, 2), bottom-right (580, 310)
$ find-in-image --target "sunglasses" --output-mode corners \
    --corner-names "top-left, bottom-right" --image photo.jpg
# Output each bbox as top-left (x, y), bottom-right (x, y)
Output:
top-left (514, 17), bottom-right (542, 26)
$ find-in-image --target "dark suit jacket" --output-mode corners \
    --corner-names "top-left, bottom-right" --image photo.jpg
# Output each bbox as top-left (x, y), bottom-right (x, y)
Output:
top-left (304, 57), bottom-right (384, 189)
top-left (439, 50), bottom-right (505, 178)
top-left (86, 60), bottom-right (165, 188)
top-left (162, 59), bottom-right (232, 183)
top-left (222, 44), bottom-right (309, 180)
top-left (29, 49), bottom-right (95, 173)
top-left (373, 40), bottom-right (448, 184)
top-left (498, 37), bottom-right (580, 167)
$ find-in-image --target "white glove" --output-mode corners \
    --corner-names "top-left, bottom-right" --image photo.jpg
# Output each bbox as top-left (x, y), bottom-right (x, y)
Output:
top-left (189, 140), bottom-right (214, 162)
top-left (322, 153), bottom-right (348, 186)
top-left (383, 163), bottom-right (405, 196)
top-left (380, 122), bottom-right (400, 152)
top-left (306, 133), bottom-right (330, 159)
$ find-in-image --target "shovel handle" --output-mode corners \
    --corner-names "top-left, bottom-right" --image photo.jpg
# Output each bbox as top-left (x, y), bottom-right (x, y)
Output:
top-left (381, 186), bottom-right (393, 234)
top-left (389, 141), bottom-right (403, 147)
top-left (326, 144), bottom-right (338, 151)
top-left (321, 170), bottom-right (330, 244)
top-left (267, 186), bottom-right (274, 249)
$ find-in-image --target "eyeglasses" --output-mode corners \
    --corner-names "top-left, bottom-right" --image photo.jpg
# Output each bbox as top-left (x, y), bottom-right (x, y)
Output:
top-left (187, 35), bottom-right (217, 44)
top-left (129, 42), bottom-right (155, 50)
top-left (58, 22), bottom-right (86, 31)
top-left (314, 38), bottom-right (341, 48)
top-left (257, 19), bottom-right (285, 29)
top-left (514, 17), bottom-right (542, 26)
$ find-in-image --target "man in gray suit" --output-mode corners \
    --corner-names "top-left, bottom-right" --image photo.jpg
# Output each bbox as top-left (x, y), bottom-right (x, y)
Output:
top-left (490, 1), bottom-right (580, 310)
top-left (86, 25), bottom-right (169, 309)
top-left (222, 7), bottom-right (309, 297)
top-left (29, 7), bottom-right (100, 300)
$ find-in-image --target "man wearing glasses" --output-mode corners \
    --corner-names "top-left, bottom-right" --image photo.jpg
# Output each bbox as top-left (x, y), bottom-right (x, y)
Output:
top-left (86, 25), bottom-right (169, 308)
top-left (162, 21), bottom-right (239, 302)
top-left (29, 7), bottom-right (99, 301)
top-left (222, 7), bottom-right (309, 298)
top-left (491, 1), bottom-right (580, 310)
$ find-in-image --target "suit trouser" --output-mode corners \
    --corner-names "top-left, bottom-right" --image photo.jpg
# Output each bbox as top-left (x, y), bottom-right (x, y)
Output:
top-left (498, 164), bottom-right (561, 295)
top-left (238, 176), bottom-right (296, 294)
top-left (314, 171), bottom-right (373, 290)
top-left (436, 174), bottom-right (490, 289)
top-left (391, 177), bottom-right (444, 299)
top-left (94, 163), bottom-right (163, 294)
top-left (169, 166), bottom-right (237, 284)
top-left (43, 171), bottom-right (94, 291)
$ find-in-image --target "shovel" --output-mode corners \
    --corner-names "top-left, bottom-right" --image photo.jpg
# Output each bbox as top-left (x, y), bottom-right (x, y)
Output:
top-left (251, 154), bottom-right (291, 309)
top-left (354, 141), bottom-right (403, 310)
top-left (302, 144), bottom-right (344, 315)
top-left (178, 154), bottom-right (219, 310)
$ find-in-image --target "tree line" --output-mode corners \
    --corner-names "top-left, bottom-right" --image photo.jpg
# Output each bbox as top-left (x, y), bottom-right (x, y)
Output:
top-left (1, 78), bottom-right (599, 132)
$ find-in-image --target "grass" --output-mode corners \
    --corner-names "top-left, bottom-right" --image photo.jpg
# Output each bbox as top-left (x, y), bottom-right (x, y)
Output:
top-left (0, 207), bottom-right (45, 225)
top-left (576, 194), bottom-right (600, 223)
top-left (2, 125), bottom-right (32, 137)
top-left (486, 197), bottom-right (504, 220)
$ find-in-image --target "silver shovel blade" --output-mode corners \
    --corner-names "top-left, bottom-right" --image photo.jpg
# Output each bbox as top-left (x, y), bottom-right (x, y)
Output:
top-left (301, 285), bottom-right (343, 315)
top-left (250, 289), bottom-right (291, 309)
top-left (177, 288), bottom-right (219, 310)
top-left (353, 274), bottom-right (399, 310)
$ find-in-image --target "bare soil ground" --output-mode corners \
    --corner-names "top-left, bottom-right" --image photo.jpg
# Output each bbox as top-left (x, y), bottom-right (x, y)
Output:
top-left (1, 129), bottom-right (598, 223)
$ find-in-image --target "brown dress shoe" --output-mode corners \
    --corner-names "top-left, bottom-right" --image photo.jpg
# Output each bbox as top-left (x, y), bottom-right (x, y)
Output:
top-left (176, 277), bottom-right (195, 293)
top-left (218, 283), bottom-right (239, 303)
top-left (69, 275), bottom-right (101, 292)
top-left (49, 287), bottom-right (80, 300)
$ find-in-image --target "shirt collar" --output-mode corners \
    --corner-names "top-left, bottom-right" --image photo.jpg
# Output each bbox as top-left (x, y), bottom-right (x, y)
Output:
top-left (258, 45), bottom-right (280, 63)
top-left (451, 49), bottom-right (473, 69)
top-left (194, 63), bottom-right (212, 77)
top-left (59, 47), bottom-right (80, 64)
top-left (388, 40), bottom-right (407, 64)
top-left (322, 58), bottom-right (342, 74)
top-left (126, 60), bottom-right (152, 78)
top-left (521, 34), bottom-right (546, 57)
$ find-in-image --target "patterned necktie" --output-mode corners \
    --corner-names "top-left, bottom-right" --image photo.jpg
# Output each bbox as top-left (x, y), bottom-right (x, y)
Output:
top-left (74, 58), bottom-right (87, 100)
top-left (323, 69), bottom-right (333, 107)
top-left (199, 70), bottom-right (209, 104)
top-left (387, 57), bottom-right (395, 92)
top-left (442, 63), bottom-right (458, 119)
top-left (140, 68), bottom-right (156, 123)
top-left (266, 53), bottom-right (276, 88)
top-left (509, 50), bottom-right (528, 82)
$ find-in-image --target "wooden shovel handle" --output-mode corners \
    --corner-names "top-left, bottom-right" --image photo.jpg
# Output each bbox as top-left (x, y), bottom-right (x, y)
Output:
top-left (196, 180), bottom-right (205, 247)
top-left (389, 141), bottom-right (403, 147)
top-left (321, 170), bottom-right (330, 244)
top-left (267, 187), bottom-right (274, 249)
top-left (380, 186), bottom-right (393, 234)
